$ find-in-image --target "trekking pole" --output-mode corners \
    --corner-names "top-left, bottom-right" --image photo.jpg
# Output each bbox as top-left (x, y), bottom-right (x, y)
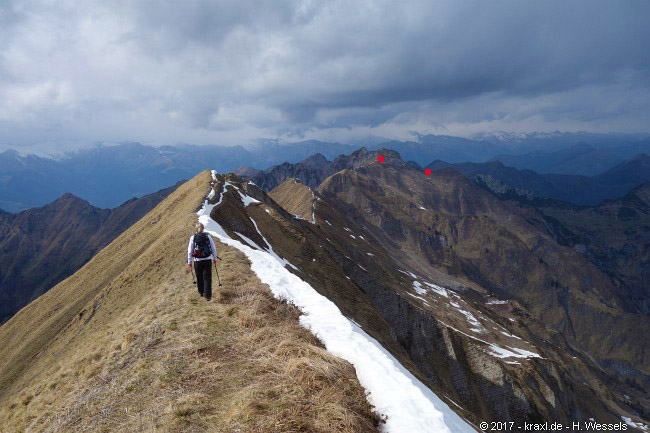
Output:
top-left (190, 262), bottom-right (196, 285)
top-left (213, 260), bottom-right (222, 286)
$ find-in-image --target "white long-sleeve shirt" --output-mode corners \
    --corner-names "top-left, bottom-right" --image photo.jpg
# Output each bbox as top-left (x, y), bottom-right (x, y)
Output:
top-left (187, 233), bottom-right (218, 264)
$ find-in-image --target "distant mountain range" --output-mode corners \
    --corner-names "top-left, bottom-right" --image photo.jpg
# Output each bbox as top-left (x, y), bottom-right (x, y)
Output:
top-left (0, 182), bottom-right (181, 323)
top-left (1, 132), bottom-right (648, 211)
top-left (489, 141), bottom-right (650, 176)
top-left (427, 154), bottom-right (650, 206)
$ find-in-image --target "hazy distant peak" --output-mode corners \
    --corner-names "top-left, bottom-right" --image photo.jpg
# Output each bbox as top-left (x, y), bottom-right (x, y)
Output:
top-left (52, 192), bottom-right (93, 208)
top-left (233, 165), bottom-right (260, 177)
top-left (299, 153), bottom-right (328, 168)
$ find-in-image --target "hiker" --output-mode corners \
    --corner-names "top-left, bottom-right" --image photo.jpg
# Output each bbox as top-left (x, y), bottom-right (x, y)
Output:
top-left (186, 223), bottom-right (218, 301)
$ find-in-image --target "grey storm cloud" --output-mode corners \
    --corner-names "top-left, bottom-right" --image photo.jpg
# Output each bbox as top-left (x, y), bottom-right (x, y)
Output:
top-left (0, 0), bottom-right (649, 151)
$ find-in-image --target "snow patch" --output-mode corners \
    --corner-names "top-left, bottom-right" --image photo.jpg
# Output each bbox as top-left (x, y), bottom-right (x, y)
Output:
top-left (423, 282), bottom-right (449, 298)
top-left (234, 232), bottom-right (259, 250)
top-left (498, 327), bottom-right (523, 340)
top-left (238, 190), bottom-right (260, 206)
top-left (449, 300), bottom-right (484, 333)
top-left (488, 345), bottom-right (541, 359)
top-left (413, 281), bottom-right (427, 295)
top-left (486, 298), bottom-right (508, 305)
top-left (248, 217), bottom-right (298, 271)
top-left (441, 321), bottom-right (540, 360)
top-left (622, 417), bottom-right (649, 432)
top-left (407, 292), bottom-right (431, 306)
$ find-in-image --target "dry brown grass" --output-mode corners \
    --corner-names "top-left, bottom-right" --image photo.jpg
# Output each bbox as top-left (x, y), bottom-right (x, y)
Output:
top-left (0, 171), bottom-right (381, 433)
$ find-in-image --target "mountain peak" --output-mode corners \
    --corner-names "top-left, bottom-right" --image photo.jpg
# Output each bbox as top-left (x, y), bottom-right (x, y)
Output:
top-left (233, 165), bottom-right (260, 177)
top-left (48, 192), bottom-right (96, 210)
top-left (338, 146), bottom-right (404, 169)
top-left (299, 152), bottom-right (328, 168)
top-left (57, 192), bottom-right (86, 202)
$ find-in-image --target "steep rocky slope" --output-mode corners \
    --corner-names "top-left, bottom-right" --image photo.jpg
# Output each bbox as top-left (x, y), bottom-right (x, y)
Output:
top-left (252, 149), bottom-right (650, 388)
top-left (318, 154), bottom-right (649, 379)
top-left (0, 183), bottom-right (181, 323)
top-left (536, 183), bottom-right (650, 318)
top-left (0, 171), bottom-right (380, 433)
top-left (244, 149), bottom-right (650, 427)
top-left (199, 172), bottom-right (644, 427)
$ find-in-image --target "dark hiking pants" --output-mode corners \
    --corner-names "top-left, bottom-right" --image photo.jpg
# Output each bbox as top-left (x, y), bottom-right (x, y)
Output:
top-left (194, 259), bottom-right (212, 300)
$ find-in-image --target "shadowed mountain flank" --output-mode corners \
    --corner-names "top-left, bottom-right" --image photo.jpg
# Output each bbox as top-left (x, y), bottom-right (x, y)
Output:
top-left (0, 183), bottom-right (181, 323)
top-left (535, 182), bottom-right (650, 317)
top-left (428, 154), bottom-right (650, 206)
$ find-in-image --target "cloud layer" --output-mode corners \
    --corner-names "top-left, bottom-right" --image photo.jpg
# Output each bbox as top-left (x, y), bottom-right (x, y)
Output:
top-left (1, 0), bottom-right (649, 151)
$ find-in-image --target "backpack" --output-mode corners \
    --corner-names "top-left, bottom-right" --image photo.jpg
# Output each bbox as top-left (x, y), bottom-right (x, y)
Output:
top-left (192, 233), bottom-right (211, 258)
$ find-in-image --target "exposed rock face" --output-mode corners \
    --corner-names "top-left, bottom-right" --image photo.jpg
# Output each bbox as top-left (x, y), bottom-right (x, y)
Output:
top-left (249, 147), bottom-right (402, 192)
top-left (473, 174), bottom-right (536, 200)
top-left (254, 150), bottom-right (650, 395)
top-left (0, 182), bottom-right (181, 323)
top-left (537, 183), bottom-right (650, 319)
top-left (208, 168), bottom-right (648, 428)
top-left (316, 160), bottom-right (650, 386)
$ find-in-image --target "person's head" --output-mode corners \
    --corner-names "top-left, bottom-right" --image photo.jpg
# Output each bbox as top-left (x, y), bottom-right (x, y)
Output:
top-left (195, 222), bottom-right (204, 233)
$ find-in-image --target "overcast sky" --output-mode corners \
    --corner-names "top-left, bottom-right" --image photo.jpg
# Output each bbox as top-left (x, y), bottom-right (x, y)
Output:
top-left (1, 0), bottom-right (649, 152)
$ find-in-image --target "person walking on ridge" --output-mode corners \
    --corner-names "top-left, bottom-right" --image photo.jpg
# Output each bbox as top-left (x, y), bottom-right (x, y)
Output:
top-left (187, 223), bottom-right (218, 301)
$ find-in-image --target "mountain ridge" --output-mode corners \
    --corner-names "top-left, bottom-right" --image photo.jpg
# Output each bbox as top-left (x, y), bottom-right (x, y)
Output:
top-left (3, 132), bottom-right (649, 211)
top-left (0, 171), bottom-right (381, 433)
top-left (426, 154), bottom-right (650, 206)
top-left (0, 182), bottom-right (182, 323)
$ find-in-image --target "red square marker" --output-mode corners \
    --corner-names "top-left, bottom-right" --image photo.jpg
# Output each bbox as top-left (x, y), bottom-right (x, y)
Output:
top-left (425, 169), bottom-right (432, 175)
top-left (378, 155), bottom-right (384, 162)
